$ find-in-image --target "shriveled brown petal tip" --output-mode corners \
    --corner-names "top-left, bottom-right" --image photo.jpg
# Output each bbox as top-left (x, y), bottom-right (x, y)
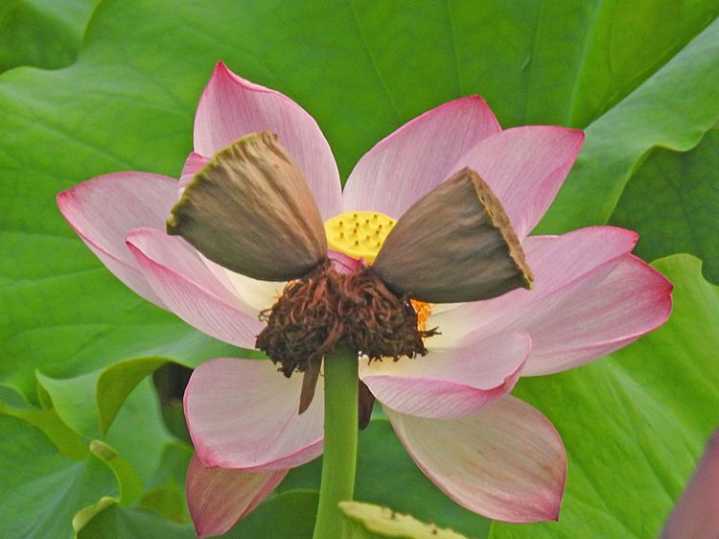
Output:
top-left (167, 131), bottom-right (327, 281)
top-left (371, 167), bottom-right (533, 303)
top-left (298, 356), bottom-right (322, 414)
top-left (358, 380), bottom-right (376, 430)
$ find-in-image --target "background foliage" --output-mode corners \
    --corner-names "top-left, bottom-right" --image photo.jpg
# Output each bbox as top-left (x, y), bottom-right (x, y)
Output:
top-left (1, 1), bottom-right (718, 537)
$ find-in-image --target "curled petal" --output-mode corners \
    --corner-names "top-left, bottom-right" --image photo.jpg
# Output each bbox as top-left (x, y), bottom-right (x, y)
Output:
top-left (360, 333), bottom-right (530, 418)
top-left (372, 168), bottom-right (531, 303)
top-left (194, 62), bottom-right (341, 219)
top-left (386, 396), bottom-right (566, 522)
top-left (343, 95), bottom-right (501, 219)
top-left (185, 358), bottom-right (324, 471)
top-left (187, 455), bottom-right (286, 538)
top-left (126, 228), bottom-right (263, 349)
top-left (168, 132), bottom-right (327, 281)
top-left (57, 172), bottom-right (178, 306)
top-left (456, 126), bottom-right (584, 238)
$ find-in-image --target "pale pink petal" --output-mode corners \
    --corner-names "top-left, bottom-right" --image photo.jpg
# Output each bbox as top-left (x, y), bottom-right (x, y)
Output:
top-left (386, 395), bottom-right (566, 523)
top-left (431, 227), bottom-right (671, 374)
top-left (126, 228), bottom-right (263, 349)
top-left (455, 126), bottom-right (584, 238)
top-left (179, 152), bottom-right (209, 188)
top-left (662, 430), bottom-right (719, 539)
top-left (193, 62), bottom-right (341, 219)
top-left (185, 358), bottom-right (323, 471)
top-left (204, 262), bottom-right (284, 314)
top-left (360, 333), bottom-right (530, 418)
top-left (342, 96), bottom-right (501, 219)
top-left (186, 454), bottom-right (286, 538)
top-left (431, 226), bottom-right (639, 346)
top-left (57, 172), bottom-right (179, 306)
top-left (517, 254), bottom-right (672, 374)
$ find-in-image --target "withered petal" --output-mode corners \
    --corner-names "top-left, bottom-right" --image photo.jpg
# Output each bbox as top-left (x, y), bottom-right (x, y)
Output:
top-left (358, 380), bottom-right (376, 430)
top-left (167, 131), bottom-right (327, 281)
top-left (298, 355), bottom-right (323, 414)
top-left (371, 167), bottom-right (532, 303)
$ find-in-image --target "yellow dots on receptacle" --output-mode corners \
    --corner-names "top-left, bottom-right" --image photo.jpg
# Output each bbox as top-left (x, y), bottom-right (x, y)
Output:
top-left (324, 210), bottom-right (396, 263)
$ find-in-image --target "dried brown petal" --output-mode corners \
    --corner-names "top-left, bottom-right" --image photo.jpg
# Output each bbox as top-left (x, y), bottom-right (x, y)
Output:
top-left (358, 380), bottom-right (376, 430)
top-left (167, 131), bottom-right (327, 281)
top-left (371, 167), bottom-right (533, 303)
top-left (298, 355), bottom-right (323, 414)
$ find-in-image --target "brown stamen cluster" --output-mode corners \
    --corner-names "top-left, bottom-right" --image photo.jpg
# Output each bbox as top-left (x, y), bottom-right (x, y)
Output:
top-left (256, 259), bottom-right (438, 377)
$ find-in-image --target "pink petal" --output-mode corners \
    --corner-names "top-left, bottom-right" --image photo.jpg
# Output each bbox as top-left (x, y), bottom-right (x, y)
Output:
top-left (186, 454), bottom-right (286, 538)
top-left (126, 228), bottom-right (263, 349)
top-left (179, 152), bottom-right (209, 188)
top-left (185, 358), bottom-right (324, 471)
top-left (203, 261), bottom-right (284, 314)
top-left (386, 395), bottom-right (566, 523)
top-left (342, 96), bottom-right (501, 219)
top-left (57, 172), bottom-right (179, 306)
top-left (430, 226), bottom-right (638, 343)
top-left (193, 62), bottom-right (342, 219)
top-left (662, 430), bottom-right (719, 539)
top-left (432, 226), bottom-right (671, 375)
top-left (360, 333), bottom-right (530, 418)
top-left (517, 254), bottom-right (671, 374)
top-left (455, 126), bottom-right (584, 238)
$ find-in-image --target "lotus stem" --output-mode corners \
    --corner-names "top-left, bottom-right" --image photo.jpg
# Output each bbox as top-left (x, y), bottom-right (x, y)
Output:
top-left (312, 346), bottom-right (358, 539)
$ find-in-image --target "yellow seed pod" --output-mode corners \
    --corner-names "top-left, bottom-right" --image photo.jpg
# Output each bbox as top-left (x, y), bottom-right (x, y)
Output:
top-left (324, 210), bottom-right (396, 263)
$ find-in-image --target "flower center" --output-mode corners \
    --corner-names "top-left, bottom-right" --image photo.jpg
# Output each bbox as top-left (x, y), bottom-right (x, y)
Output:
top-left (324, 210), bottom-right (396, 263)
top-left (324, 210), bottom-right (433, 332)
top-left (256, 262), bottom-right (437, 376)
top-left (257, 212), bottom-right (440, 414)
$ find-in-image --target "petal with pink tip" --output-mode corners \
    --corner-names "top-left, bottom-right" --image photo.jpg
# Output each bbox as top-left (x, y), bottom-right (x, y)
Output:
top-left (185, 358), bottom-right (324, 471)
top-left (360, 333), bottom-right (530, 418)
top-left (432, 227), bottom-right (671, 375)
top-left (194, 62), bottom-right (341, 219)
top-left (455, 126), bottom-right (584, 238)
top-left (186, 455), bottom-right (286, 538)
top-left (179, 152), bottom-right (209, 188)
top-left (431, 226), bottom-right (639, 346)
top-left (57, 172), bottom-right (179, 306)
top-left (386, 395), bottom-right (566, 523)
top-left (517, 254), bottom-right (672, 375)
top-left (662, 430), bottom-right (719, 539)
top-left (126, 228), bottom-right (263, 349)
top-left (342, 96), bottom-right (501, 219)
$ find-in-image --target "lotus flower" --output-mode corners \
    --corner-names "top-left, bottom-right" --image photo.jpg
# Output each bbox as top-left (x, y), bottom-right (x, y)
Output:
top-left (57, 62), bottom-right (672, 537)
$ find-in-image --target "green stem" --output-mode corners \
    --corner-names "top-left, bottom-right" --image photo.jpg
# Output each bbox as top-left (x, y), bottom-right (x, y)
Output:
top-left (312, 346), bottom-right (358, 539)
